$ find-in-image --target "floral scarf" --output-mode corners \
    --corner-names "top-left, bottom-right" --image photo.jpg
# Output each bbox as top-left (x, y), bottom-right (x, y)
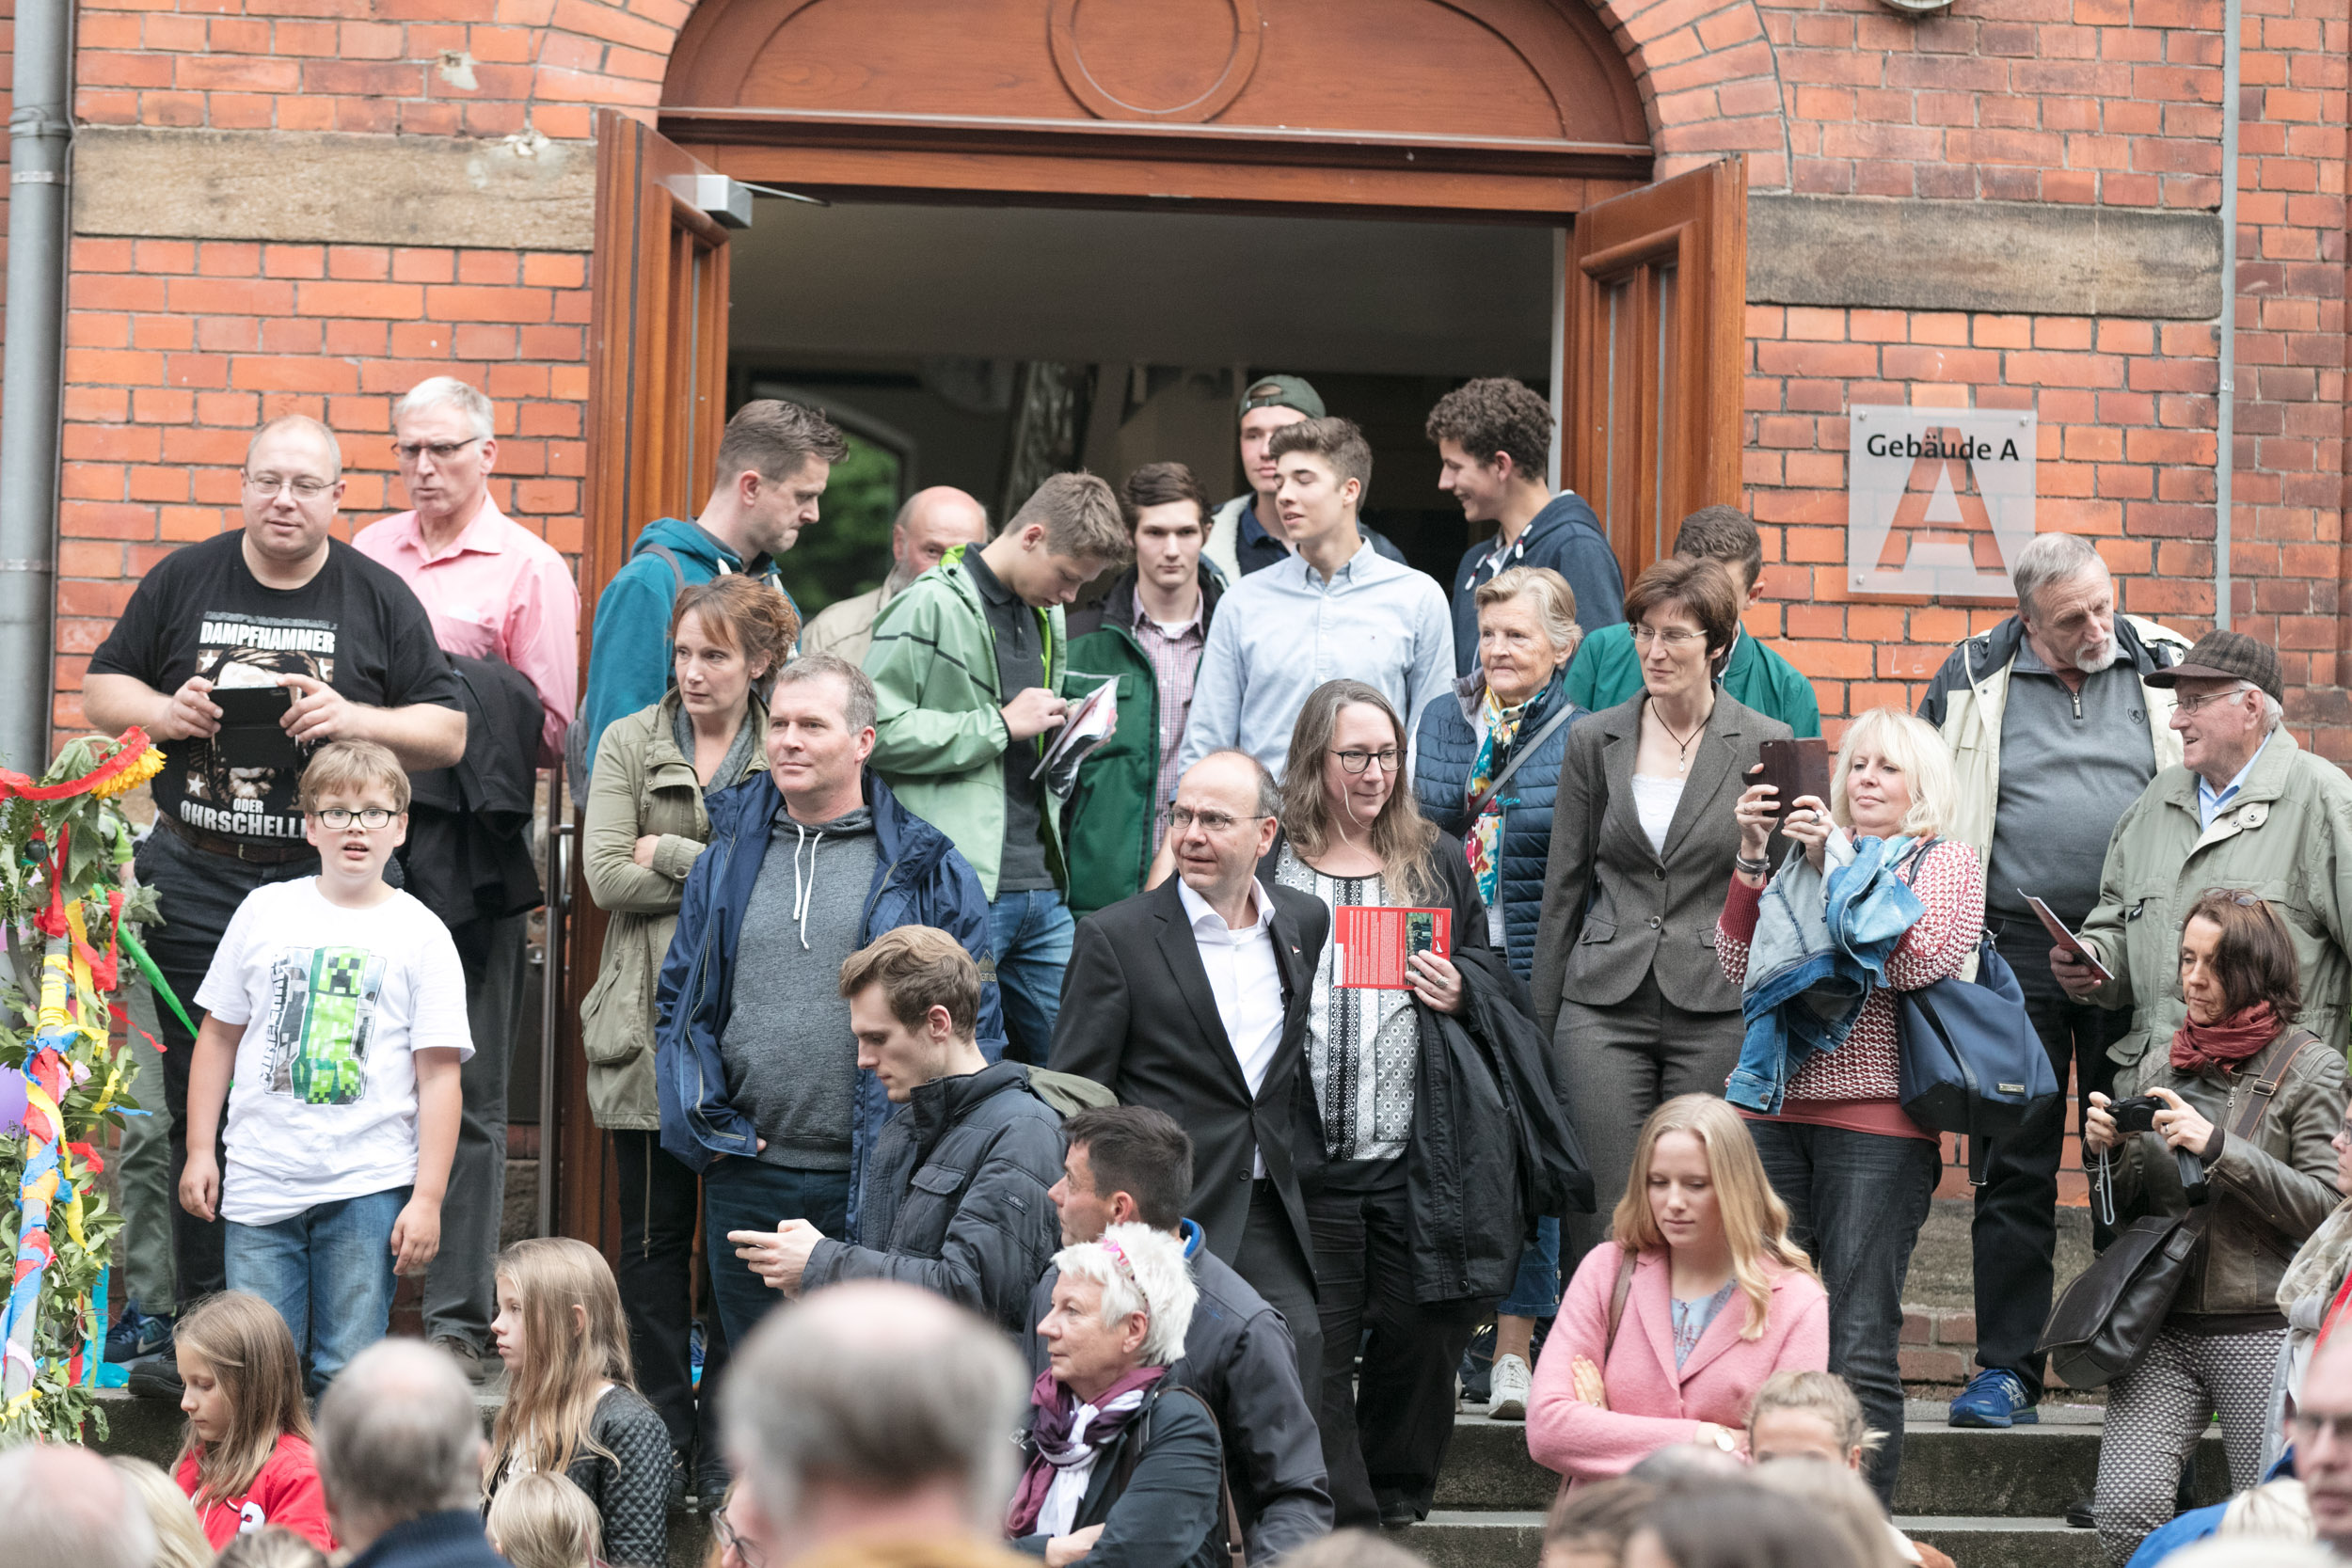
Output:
top-left (1464, 686), bottom-right (1533, 911)
top-left (1005, 1366), bottom-right (1166, 1536)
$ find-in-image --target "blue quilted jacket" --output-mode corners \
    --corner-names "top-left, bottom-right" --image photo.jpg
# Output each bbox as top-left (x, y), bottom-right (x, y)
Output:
top-left (1412, 670), bottom-right (1582, 980)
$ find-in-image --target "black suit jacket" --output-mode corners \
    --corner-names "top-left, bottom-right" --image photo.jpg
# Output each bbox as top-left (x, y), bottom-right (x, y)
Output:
top-left (1051, 879), bottom-right (1329, 1277)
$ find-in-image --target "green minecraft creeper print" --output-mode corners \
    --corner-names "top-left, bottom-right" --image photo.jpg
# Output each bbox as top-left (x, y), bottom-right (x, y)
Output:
top-left (262, 945), bottom-right (387, 1106)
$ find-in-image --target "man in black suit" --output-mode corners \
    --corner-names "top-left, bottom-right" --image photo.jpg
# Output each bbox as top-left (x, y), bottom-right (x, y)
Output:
top-left (1051, 748), bottom-right (1329, 1394)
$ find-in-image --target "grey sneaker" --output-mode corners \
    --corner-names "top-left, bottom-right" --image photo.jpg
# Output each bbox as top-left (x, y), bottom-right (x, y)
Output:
top-left (434, 1336), bottom-right (489, 1384)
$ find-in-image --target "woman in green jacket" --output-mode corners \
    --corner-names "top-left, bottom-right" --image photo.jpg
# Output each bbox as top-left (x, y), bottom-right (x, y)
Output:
top-left (580, 572), bottom-right (794, 1500)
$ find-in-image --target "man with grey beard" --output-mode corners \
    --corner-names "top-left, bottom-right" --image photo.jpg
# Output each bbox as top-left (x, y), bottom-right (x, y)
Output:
top-left (1916, 531), bottom-right (2193, 1433)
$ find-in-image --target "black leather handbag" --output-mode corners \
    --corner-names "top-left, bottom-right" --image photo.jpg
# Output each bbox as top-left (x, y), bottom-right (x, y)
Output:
top-left (2036, 1031), bottom-right (2313, 1389)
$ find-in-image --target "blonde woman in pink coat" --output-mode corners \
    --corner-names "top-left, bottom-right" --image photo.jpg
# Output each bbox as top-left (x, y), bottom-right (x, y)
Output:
top-left (1528, 1094), bottom-right (1829, 1487)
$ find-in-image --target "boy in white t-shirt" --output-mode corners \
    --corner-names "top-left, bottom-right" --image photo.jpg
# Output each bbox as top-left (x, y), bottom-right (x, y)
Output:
top-left (178, 739), bottom-right (470, 1394)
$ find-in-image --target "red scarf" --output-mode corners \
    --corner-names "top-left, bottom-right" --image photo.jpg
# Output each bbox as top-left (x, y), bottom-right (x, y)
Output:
top-left (2170, 1002), bottom-right (2280, 1074)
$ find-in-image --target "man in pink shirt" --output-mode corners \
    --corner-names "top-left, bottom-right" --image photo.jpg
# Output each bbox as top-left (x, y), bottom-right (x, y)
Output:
top-left (354, 375), bottom-right (580, 1382)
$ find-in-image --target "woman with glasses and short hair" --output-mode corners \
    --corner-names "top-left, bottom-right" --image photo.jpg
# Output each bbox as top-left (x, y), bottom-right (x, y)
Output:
top-left (2082, 890), bottom-right (2346, 1566)
top-left (1532, 559), bottom-right (1794, 1271)
top-left (1263, 679), bottom-right (1499, 1530)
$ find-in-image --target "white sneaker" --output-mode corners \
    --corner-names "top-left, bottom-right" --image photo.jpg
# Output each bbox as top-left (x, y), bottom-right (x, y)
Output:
top-left (1488, 1353), bottom-right (1532, 1420)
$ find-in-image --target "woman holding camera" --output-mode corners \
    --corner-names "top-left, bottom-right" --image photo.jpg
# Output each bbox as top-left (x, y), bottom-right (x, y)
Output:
top-left (2083, 890), bottom-right (2346, 1566)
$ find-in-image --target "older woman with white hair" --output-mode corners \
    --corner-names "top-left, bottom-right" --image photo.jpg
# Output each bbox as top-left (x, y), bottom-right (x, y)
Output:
top-left (1009, 1223), bottom-right (1225, 1568)
top-left (1716, 705), bottom-right (1984, 1506)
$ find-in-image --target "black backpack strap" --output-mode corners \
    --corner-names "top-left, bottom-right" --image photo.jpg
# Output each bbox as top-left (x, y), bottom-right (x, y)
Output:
top-left (637, 539), bottom-right (689, 600)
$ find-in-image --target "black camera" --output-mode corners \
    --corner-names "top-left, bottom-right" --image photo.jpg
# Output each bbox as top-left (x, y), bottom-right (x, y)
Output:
top-left (2102, 1096), bottom-right (2211, 1204)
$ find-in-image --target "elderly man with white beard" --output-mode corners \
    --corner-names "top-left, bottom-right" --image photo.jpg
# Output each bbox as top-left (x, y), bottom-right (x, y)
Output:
top-left (1915, 531), bottom-right (2194, 1432)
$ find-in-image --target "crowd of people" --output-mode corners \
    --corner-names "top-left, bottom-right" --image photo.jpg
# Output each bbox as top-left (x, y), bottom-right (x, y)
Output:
top-left (32, 364), bottom-right (2352, 1568)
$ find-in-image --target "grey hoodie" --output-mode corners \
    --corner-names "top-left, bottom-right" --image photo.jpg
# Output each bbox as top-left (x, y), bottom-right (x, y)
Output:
top-left (717, 805), bottom-right (881, 1169)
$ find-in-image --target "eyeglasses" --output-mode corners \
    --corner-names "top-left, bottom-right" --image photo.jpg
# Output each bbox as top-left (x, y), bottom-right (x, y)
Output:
top-left (2176, 685), bottom-right (2257, 716)
top-left (243, 473), bottom-right (336, 499)
top-left (2292, 1411), bottom-right (2352, 1449)
top-left (310, 807), bottom-right (397, 830)
top-left (711, 1513), bottom-right (763, 1568)
top-left (1167, 807), bottom-right (1268, 834)
top-left (393, 436), bottom-right (484, 464)
top-left (1630, 626), bottom-right (1708, 649)
top-left (1332, 748), bottom-right (1401, 775)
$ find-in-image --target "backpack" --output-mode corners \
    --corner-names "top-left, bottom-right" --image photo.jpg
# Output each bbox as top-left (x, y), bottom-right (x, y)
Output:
top-left (1021, 1064), bottom-right (1118, 1117)
top-left (562, 540), bottom-right (691, 802)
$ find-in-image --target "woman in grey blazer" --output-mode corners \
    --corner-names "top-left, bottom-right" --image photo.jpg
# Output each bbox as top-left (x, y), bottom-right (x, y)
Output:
top-left (1532, 557), bottom-right (1792, 1260)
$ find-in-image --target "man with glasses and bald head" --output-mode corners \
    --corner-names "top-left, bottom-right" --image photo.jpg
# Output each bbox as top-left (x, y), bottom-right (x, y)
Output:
top-left (84, 413), bottom-right (464, 1369)
top-left (1051, 748), bottom-right (1330, 1397)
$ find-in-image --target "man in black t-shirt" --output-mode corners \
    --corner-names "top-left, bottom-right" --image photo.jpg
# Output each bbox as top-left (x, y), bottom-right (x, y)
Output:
top-left (85, 414), bottom-right (465, 1338)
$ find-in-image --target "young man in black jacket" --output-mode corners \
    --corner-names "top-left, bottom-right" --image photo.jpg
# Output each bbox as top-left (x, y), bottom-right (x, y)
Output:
top-left (1026, 1107), bottom-right (1334, 1564)
top-left (725, 927), bottom-right (1063, 1335)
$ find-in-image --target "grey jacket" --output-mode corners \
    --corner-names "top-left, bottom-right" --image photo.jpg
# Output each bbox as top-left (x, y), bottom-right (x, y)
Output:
top-left (579, 692), bottom-right (769, 1130)
top-left (2109, 1028), bottom-right (2347, 1319)
top-left (1534, 691), bottom-right (1793, 1033)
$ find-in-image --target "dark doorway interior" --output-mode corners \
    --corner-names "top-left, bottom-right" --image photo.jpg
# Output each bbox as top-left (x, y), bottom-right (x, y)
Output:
top-left (727, 198), bottom-right (1558, 611)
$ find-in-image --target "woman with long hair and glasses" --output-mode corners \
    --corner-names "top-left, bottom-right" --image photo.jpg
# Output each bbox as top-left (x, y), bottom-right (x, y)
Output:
top-left (1533, 559), bottom-right (1793, 1269)
top-left (1528, 1095), bottom-right (1825, 1488)
top-left (2083, 891), bottom-right (2345, 1566)
top-left (1265, 678), bottom-right (1497, 1528)
top-left (581, 572), bottom-right (798, 1502)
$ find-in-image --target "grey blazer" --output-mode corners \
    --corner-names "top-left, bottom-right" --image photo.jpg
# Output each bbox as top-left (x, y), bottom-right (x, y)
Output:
top-left (1532, 690), bottom-right (1792, 1034)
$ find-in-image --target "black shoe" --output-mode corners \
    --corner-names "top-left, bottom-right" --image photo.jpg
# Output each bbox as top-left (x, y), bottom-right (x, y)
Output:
top-left (694, 1456), bottom-right (731, 1511)
top-left (1378, 1500), bottom-right (1423, 1529)
top-left (2066, 1498), bottom-right (2098, 1529)
top-left (434, 1336), bottom-right (489, 1384)
top-left (668, 1451), bottom-right (689, 1512)
top-left (127, 1355), bottom-right (184, 1401)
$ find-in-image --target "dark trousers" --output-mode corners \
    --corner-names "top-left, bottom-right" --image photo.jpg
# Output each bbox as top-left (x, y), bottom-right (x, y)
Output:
top-left (1748, 1118), bottom-right (1940, 1509)
top-left (135, 827), bottom-right (325, 1307)
top-left (1972, 925), bottom-right (2127, 1402)
top-left (1307, 1159), bottom-right (1488, 1527)
top-left (423, 911), bottom-right (529, 1353)
top-left (701, 1159), bottom-right (852, 1350)
top-left (612, 1130), bottom-right (730, 1462)
top-left (1233, 1179), bottom-right (1324, 1401)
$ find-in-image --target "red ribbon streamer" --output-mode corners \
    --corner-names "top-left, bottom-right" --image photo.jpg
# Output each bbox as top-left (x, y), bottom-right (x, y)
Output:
top-left (0, 727), bottom-right (151, 803)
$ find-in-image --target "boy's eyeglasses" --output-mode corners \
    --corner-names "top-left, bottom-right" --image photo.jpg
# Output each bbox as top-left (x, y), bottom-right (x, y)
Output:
top-left (310, 807), bottom-right (397, 830)
top-left (712, 1513), bottom-right (763, 1568)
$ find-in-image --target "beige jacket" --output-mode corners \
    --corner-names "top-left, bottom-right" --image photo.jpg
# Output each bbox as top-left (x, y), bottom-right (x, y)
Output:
top-left (578, 691), bottom-right (770, 1130)
top-left (799, 579), bottom-right (899, 667)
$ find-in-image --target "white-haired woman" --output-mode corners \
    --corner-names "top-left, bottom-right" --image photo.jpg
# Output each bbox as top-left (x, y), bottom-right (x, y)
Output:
top-left (1718, 705), bottom-right (1984, 1506)
top-left (1009, 1223), bottom-right (1223, 1568)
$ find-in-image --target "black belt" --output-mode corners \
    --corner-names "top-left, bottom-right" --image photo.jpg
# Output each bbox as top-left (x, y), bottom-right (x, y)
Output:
top-left (157, 811), bottom-right (316, 865)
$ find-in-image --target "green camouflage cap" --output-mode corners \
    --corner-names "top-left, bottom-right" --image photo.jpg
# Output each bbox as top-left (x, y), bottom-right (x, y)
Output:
top-left (1236, 373), bottom-right (1325, 422)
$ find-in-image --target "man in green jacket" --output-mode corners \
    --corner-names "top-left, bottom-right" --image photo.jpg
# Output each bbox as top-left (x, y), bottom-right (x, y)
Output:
top-left (2058, 629), bottom-right (2352, 1083)
top-left (864, 471), bottom-right (1128, 1064)
top-left (1063, 463), bottom-right (1226, 917)
top-left (1561, 504), bottom-right (1821, 736)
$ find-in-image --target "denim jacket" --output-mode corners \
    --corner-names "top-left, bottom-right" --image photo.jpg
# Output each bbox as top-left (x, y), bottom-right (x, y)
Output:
top-left (1725, 833), bottom-right (1927, 1113)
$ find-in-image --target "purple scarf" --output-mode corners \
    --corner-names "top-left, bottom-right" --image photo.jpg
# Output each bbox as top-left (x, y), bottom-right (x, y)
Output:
top-left (1005, 1366), bottom-right (1167, 1535)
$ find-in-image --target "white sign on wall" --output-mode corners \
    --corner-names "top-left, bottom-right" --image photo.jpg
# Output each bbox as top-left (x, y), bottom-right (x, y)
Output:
top-left (1847, 405), bottom-right (2037, 600)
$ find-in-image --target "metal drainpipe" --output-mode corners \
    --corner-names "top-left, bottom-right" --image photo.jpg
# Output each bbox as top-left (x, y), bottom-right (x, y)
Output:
top-left (0, 0), bottom-right (71, 771)
top-left (2213, 0), bottom-right (2242, 629)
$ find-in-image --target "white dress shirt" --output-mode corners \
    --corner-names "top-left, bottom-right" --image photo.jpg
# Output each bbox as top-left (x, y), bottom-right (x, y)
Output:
top-left (1178, 877), bottom-right (1286, 1176)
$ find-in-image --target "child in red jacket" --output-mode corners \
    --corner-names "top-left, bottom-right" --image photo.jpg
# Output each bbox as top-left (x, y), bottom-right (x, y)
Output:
top-left (171, 1291), bottom-right (337, 1552)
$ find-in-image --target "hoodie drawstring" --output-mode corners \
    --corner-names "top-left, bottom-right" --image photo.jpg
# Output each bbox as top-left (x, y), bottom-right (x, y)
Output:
top-left (792, 820), bottom-right (823, 951)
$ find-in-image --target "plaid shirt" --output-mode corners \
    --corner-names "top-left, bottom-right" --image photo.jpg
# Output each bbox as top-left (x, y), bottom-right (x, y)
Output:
top-left (1133, 592), bottom-right (1207, 837)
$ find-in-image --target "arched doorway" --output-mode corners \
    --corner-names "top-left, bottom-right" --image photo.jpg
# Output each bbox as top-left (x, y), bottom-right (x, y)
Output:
top-left (560, 0), bottom-right (1744, 1242)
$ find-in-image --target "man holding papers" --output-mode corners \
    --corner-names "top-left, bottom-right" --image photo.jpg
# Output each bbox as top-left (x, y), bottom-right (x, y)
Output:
top-left (1050, 749), bottom-right (1330, 1399)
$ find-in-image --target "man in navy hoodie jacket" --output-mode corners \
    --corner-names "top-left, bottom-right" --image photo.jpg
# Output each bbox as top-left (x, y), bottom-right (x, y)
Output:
top-left (1427, 376), bottom-right (1624, 675)
top-left (578, 398), bottom-right (846, 771)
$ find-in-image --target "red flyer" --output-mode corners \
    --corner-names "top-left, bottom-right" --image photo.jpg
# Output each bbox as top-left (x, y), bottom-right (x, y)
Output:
top-left (1333, 906), bottom-right (1452, 990)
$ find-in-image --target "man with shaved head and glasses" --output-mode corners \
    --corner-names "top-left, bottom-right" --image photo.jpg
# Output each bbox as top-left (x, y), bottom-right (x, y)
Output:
top-left (1051, 749), bottom-right (1330, 1399)
top-left (85, 414), bottom-right (464, 1367)
top-left (2058, 628), bottom-right (2352, 1095)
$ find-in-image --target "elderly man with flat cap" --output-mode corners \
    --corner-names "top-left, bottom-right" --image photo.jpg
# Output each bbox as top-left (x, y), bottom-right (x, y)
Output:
top-left (2057, 629), bottom-right (2352, 1087)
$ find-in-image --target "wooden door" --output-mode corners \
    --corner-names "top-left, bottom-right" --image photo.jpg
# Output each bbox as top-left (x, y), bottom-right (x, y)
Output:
top-left (555, 111), bottom-right (736, 1252)
top-left (1565, 157), bottom-right (1748, 584)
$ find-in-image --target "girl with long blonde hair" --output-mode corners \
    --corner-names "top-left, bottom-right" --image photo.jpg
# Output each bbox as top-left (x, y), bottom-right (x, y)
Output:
top-left (169, 1291), bottom-right (335, 1551)
top-left (486, 1238), bottom-right (671, 1568)
top-left (1528, 1095), bottom-right (1828, 1490)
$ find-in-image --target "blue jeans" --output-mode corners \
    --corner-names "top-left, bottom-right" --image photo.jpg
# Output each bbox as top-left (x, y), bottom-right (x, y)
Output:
top-left (702, 1159), bottom-right (851, 1350)
top-left (224, 1187), bottom-right (406, 1397)
top-left (1497, 1217), bottom-right (1562, 1318)
top-left (988, 888), bottom-right (1074, 1065)
top-left (1746, 1119), bottom-right (1939, 1508)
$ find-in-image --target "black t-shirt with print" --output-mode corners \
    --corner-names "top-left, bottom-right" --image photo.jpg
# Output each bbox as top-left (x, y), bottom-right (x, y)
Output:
top-left (88, 531), bottom-right (462, 846)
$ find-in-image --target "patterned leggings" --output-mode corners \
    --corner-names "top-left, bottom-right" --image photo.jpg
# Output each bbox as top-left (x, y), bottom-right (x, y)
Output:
top-left (2094, 1325), bottom-right (2283, 1566)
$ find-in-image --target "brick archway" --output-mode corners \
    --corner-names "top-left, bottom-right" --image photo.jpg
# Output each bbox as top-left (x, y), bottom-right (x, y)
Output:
top-left (1583, 0), bottom-right (1790, 186)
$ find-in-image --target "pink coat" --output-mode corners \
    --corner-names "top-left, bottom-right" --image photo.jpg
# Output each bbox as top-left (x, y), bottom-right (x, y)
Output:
top-left (1527, 1242), bottom-right (1829, 1484)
